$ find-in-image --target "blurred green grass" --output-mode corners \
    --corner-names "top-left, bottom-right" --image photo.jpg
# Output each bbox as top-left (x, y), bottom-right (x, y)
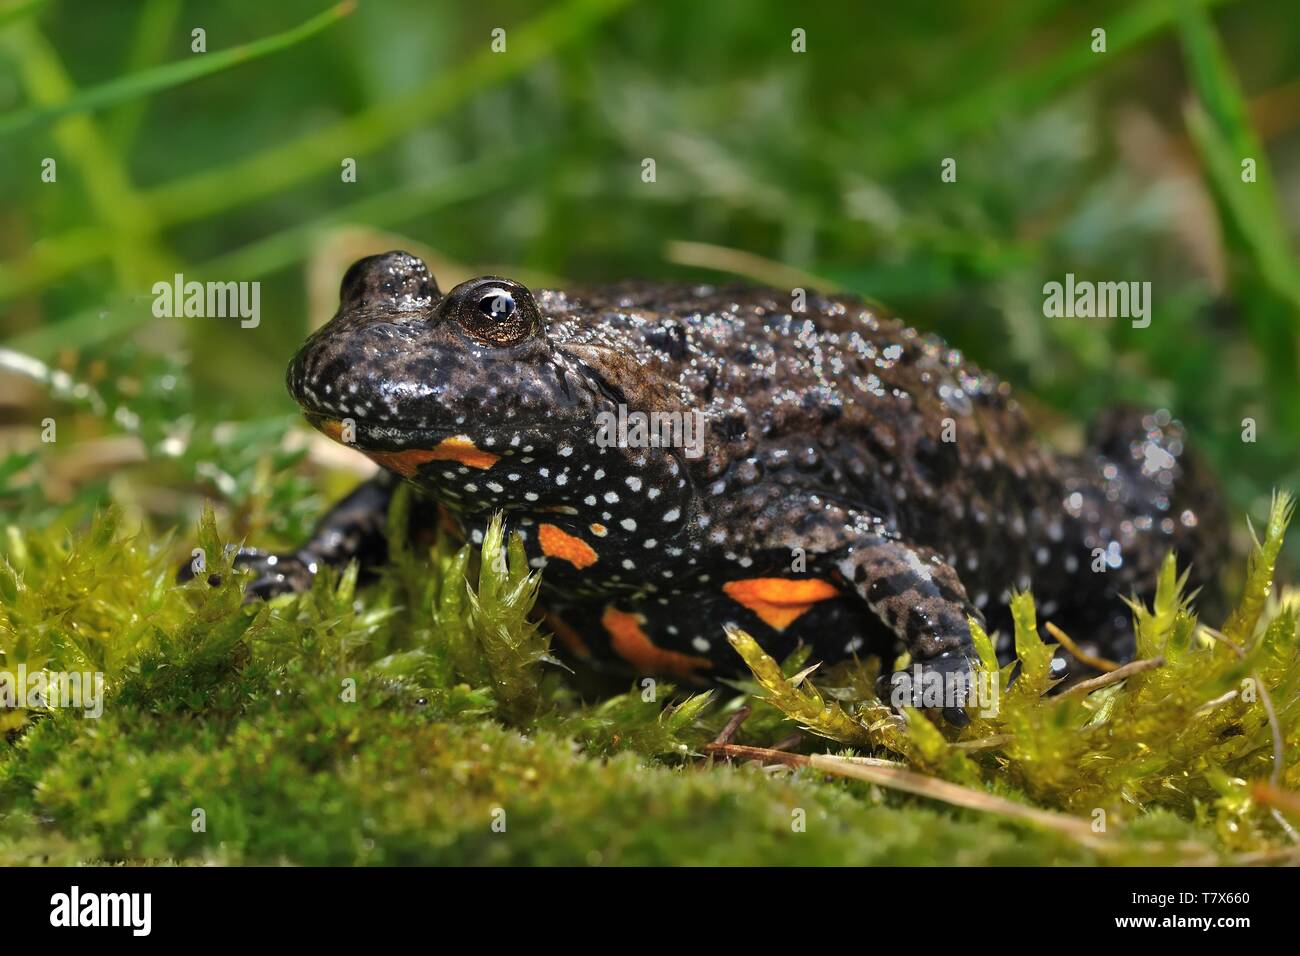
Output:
top-left (2, 0), bottom-right (1298, 557)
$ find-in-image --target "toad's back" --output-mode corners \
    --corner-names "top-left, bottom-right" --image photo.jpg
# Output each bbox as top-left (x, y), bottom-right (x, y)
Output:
top-left (537, 281), bottom-right (1220, 650)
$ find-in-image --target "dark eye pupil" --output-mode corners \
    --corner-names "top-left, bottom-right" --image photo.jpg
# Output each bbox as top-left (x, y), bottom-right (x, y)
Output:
top-left (478, 290), bottom-right (515, 321)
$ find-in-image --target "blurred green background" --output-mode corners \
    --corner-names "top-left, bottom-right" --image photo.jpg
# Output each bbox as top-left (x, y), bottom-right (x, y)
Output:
top-left (2, 0), bottom-right (1299, 564)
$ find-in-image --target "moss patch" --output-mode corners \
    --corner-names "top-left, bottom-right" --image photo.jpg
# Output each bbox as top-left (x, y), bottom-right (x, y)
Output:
top-left (2, 487), bottom-right (1298, 865)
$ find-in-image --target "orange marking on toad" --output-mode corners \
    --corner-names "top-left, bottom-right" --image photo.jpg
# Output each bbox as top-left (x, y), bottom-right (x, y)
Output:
top-left (589, 523), bottom-right (607, 537)
top-left (543, 609), bottom-right (593, 660)
top-left (426, 435), bottom-right (499, 470)
top-left (722, 577), bottom-right (840, 631)
top-left (316, 417), bottom-right (344, 441)
top-left (601, 606), bottom-right (712, 679)
top-left (361, 447), bottom-right (443, 478)
top-left (312, 420), bottom-right (496, 475)
top-left (435, 504), bottom-right (464, 544)
top-left (538, 524), bottom-right (598, 569)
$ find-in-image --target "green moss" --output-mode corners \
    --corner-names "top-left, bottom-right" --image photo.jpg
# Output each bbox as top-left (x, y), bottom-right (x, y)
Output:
top-left (730, 493), bottom-right (1300, 857)
top-left (2, 487), bottom-right (1297, 865)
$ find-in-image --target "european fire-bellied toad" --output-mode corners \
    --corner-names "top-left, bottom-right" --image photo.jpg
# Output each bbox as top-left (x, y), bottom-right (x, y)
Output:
top-left (214, 251), bottom-right (1225, 722)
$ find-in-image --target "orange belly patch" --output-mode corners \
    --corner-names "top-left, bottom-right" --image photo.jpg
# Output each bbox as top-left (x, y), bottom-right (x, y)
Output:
top-left (425, 435), bottom-right (500, 470)
top-left (722, 577), bottom-right (840, 631)
top-left (316, 417), bottom-right (345, 441)
top-left (601, 606), bottom-right (712, 679)
top-left (538, 524), bottom-right (598, 569)
top-left (362, 447), bottom-right (444, 478)
top-left (542, 609), bottom-right (593, 660)
top-left (435, 504), bottom-right (464, 543)
top-left (312, 420), bottom-right (497, 477)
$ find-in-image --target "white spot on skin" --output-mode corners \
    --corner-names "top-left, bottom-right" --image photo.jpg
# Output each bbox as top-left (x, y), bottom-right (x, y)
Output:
top-left (622, 559), bottom-right (636, 570)
top-left (663, 508), bottom-right (680, 522)
top-left (621, 518), bottom-right (637, 531)
top-left (692, 637), bottom-right (711, 653)
top-left (604, 491), bottom-right (619, 504)
top-left (902, 549), bottom-right (933, 583)
top-left (558, 445), bottom-right (573, 457)
top-left (625, 476), bottom-right (642, 492)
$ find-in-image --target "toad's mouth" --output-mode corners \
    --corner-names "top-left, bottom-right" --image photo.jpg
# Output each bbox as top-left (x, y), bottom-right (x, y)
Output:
top-left (303, 413), bottom-right (501, 475)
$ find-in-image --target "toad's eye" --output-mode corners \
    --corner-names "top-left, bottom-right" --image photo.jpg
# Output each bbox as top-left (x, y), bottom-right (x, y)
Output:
top-left (442, 276), bottom-right (540, 346)
top-left (478, 289), bottom-right (516, 322)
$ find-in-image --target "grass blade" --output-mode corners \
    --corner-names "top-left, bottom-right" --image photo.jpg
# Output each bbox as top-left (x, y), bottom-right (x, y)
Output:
top-left (0, 1), bottom-right (356, 138)
top-left (0, 0), bottom-right (44, 30)
top-left (141, 0), bottom-right (631, 228)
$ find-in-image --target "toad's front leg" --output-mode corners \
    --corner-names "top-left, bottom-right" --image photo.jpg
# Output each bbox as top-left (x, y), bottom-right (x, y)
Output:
top-left (179, 472), bottom-right (398, 600)
top-left (832, 533), bottom-right (982, 725)
top-left (773, 501), bottom-right (983, 725)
